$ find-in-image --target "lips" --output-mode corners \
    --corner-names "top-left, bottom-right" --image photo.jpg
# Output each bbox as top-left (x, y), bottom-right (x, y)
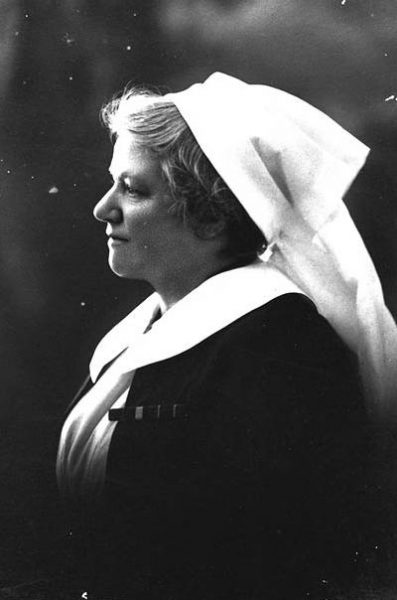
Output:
top-left (107, 235), bottom-right (129, 248)
top-left (107, 234), bottom-right (128, 242)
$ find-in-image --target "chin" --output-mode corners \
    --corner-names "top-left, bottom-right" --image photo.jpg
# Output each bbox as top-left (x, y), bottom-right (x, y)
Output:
top-left (108, 257), bottom-right (144, 281)
top-left (108, 256), bottom-right (129, 278)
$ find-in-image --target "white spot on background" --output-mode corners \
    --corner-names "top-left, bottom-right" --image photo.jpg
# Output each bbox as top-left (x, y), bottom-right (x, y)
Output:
top-left (48, 186), bottom-right (59, 194)
top-left (63, 33), bottom-right (75, 45)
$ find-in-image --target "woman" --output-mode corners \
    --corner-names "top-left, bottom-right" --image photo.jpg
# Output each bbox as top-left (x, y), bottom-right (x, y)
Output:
top-left (57, 73), bottom-right (397, 600)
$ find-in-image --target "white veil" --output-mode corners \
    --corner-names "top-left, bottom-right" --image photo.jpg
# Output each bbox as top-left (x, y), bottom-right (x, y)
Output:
top-left (166, 72), bottom-right (397, 420)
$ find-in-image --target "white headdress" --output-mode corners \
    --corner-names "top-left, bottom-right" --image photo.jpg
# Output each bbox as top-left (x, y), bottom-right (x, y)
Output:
top-left (166, 72), bottom-right (397, 420)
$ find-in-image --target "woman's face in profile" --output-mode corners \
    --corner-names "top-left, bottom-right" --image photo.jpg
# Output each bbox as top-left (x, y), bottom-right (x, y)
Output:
top-left (93, 133), bottom-right (198, 283)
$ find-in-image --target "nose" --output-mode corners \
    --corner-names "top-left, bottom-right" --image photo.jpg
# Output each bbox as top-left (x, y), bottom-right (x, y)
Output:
top-left (93, 187), bottom-right (122, 223)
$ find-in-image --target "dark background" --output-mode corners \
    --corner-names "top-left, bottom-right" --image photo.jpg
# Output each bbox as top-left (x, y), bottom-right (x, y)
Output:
top-left (0, 0), bottom-right (397, 590)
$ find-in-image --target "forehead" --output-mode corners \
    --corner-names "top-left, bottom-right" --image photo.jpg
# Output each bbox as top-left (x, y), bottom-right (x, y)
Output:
top-left (109, 132), bottom-right (162, 179)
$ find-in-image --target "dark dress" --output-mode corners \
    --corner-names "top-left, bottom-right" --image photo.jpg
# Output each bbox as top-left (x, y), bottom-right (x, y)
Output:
top-left (65, 293), bottom-right (375, 600)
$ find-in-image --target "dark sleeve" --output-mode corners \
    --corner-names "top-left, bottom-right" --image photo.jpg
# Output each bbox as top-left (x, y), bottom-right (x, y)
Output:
top-left (246, 359), bottom-right (367, 595)
top-left (192, 297), bottom-right (372, 598)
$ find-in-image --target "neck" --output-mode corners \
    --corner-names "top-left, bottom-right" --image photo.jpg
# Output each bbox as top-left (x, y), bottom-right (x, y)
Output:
top-left (152, 256), bottom-right (237, 313)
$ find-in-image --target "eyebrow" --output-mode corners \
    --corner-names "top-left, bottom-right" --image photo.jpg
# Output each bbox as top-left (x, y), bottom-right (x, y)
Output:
top-left (108, 169), bottom-right (151, 193)
top-left (108, 168), bottom-right (145, 182)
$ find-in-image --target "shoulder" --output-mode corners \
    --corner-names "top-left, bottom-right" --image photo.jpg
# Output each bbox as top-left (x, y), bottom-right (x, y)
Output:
top-left (210, 292), bottom-right (355, 372)
top-left (192, 292), bottom-right (365, 422)
top-left (145, 291), bottom-right (360, 396)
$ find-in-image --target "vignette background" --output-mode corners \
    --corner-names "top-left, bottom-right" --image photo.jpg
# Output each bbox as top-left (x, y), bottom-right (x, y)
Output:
top-left (0, 0), bottom-right (397, 591)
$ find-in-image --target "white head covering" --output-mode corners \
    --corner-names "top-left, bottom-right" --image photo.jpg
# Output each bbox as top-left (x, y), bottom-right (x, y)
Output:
top-left (165, 72), bottom-right (397, 420)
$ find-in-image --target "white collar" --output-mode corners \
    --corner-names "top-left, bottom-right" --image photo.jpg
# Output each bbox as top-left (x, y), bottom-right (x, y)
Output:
top-left (90, 261), bottom-right (304, 382)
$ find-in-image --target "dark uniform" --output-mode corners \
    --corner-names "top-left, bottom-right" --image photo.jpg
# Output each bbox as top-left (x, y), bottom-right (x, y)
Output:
top-left (65, 293), bottom-right (377, 600)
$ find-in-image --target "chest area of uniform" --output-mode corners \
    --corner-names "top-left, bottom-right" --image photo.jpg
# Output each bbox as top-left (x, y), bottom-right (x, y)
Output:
top-left (105, 340), bottom-right (256, 496)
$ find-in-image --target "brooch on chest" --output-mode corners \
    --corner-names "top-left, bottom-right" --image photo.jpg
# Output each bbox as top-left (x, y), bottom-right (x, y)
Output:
top-left (108, 403), bottom-right (189, 422)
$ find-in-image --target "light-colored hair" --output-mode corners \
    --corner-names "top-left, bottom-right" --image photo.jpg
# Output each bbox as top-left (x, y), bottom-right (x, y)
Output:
top-left (101, 87), bottom-right (265, 261)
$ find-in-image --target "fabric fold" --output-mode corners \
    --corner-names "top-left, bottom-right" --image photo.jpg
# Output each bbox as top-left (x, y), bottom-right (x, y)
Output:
top-left (166, 72), bottom-right (397, 419)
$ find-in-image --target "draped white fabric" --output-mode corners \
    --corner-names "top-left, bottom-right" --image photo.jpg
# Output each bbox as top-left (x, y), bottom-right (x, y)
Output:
top-left (166, 72), bottom-right (397, 419)
top-left (57, 363), bottom-right (134, 503)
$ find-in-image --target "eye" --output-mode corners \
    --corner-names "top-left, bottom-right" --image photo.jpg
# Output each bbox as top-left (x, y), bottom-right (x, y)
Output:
top-left (122, 180), bottom-right (146, 197)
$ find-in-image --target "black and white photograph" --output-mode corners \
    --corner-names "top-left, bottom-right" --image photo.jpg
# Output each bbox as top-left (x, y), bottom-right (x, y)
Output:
top-left (1, 1), bottom-right (397, 599)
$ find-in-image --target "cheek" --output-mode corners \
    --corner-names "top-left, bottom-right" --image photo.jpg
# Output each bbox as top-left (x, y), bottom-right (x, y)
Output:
top-left (123, 207), bottom-right (153, 240)
top-left (125, 205), bottom-right (174, 239)
top-left (123, 215), bottom-right (163, 258)
top-left (123, 199), bottom-right (188, 256)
